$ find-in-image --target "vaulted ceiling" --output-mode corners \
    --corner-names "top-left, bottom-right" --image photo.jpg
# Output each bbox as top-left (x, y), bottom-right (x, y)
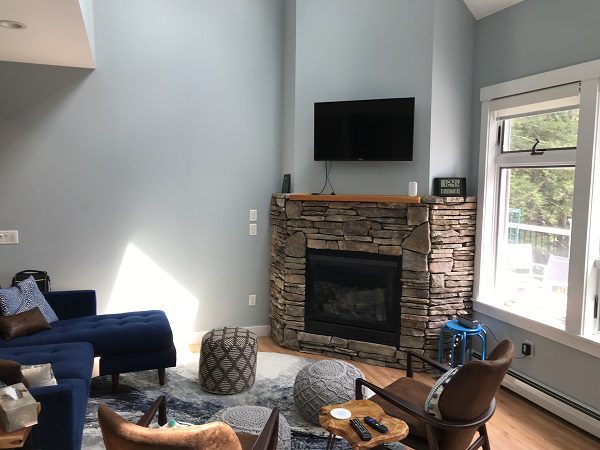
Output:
top-left (0, 0), bottom-right (526, 69)
top-left (462, 0), bottom-right (525, 20)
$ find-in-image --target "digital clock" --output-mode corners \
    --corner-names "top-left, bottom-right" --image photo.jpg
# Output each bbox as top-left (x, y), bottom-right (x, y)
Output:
top-left (433, 177), bottom-right (467, 197)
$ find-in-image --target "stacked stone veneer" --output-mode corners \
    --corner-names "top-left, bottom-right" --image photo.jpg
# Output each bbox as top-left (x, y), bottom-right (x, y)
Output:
top-left (270, 194), bottom-right (476, 369)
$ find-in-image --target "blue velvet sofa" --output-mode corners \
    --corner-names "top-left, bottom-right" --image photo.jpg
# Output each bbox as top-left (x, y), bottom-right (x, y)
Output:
top-left (0, 290), bottom-right (177, 450)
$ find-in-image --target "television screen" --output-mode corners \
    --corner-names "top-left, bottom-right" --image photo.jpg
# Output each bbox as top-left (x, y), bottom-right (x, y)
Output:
top-left (314, 98), bottom-right (414, 161)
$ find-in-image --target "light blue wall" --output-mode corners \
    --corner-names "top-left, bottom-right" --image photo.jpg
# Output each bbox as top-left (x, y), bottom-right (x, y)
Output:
top-left (477, 314), bottom-right (600, 409)
top-left (471, 0), bottom-right (600, 408)
top-left (0, 0), bottom-right (283, 335)
top-left (281, 0), bottom-right (296, 181)
top-left (429, 0), bottom-right (475, 192)
top-left (290, 0), bottom-right (435, 195)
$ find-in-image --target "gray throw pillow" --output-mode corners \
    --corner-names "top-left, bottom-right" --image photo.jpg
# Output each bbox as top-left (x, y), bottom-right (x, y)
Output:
top-left (0, 277), bottom-right (58, 323)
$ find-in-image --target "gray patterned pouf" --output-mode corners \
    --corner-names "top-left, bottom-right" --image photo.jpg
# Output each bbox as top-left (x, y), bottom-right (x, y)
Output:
top-left (293, 359), bottom-right (363, 425)
top-left (198, 327), bottom-right (258, 394)
top-left (211, 405), bottom-right (291, 450)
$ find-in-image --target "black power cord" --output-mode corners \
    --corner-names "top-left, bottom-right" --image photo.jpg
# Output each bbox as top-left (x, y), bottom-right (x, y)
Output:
top-left (313, 161), bottom-right (336, 195)
top-left (483, 323), bottom-right (527, 359)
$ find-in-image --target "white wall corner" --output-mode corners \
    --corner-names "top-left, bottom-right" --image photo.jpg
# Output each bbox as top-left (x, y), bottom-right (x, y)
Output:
top-left (79, 0), bottom-right (96, 68)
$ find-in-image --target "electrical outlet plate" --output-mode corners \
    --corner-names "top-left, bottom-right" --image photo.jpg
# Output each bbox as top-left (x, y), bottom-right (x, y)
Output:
top-left (249, 209), bottom-right (258, 221)
top-left (0, 230), bottom-right (19, 245)
top-left (522, 340), bottom-right (534, 357)
top-left (248, 294), bottom-right (256, 306)
top-left (249, 223), bottom-right (257, 235)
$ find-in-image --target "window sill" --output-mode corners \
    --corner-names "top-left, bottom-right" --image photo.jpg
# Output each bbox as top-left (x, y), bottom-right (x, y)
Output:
top-left (473, 299), bottom-right (600, 358)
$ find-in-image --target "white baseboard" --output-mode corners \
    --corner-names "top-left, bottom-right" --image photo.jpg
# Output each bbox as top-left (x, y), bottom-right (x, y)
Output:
top-left (502, 372), bottom-right (600, 438)
top-left (190, 325), bottom-right (272, 345)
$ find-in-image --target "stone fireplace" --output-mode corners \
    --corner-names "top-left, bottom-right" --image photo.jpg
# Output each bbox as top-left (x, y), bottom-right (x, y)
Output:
top-left (269, 194), bottom-right (476, 369)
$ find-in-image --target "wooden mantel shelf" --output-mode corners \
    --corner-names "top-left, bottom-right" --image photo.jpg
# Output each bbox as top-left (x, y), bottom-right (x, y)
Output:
top-left (287, 193), bottom-right (422, 203)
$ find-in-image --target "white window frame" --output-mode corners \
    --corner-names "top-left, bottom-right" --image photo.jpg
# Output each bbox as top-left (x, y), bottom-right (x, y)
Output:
top-left (475, 59), bottom-right (600, 358)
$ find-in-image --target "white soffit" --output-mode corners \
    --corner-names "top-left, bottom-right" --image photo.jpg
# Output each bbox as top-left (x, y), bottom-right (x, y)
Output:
top-left (0, 0), bottom-right (95, 68)
top-left (462, 0), bottom-right (526, 20)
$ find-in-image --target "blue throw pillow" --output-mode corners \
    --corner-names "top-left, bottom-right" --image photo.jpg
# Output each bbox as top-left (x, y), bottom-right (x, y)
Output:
top-left (0, 286), bottom-right (21, 317)
top-left (0, 277), bottom-right (58, 323)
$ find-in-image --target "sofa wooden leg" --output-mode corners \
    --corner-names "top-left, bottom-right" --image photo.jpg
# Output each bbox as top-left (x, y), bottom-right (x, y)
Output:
top-left (158, 368), bottom-right (165, 385)
top-left (112, 374), bottom-right (120, 391)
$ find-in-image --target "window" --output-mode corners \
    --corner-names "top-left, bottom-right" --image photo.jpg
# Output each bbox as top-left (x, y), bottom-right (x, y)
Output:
top-left (476, 66), bottom-right (600, 352)
top-left (497, 166), bottom-right (574, 329)
top-left (494, 90), bottom-right (579, 331)
top-left (501, 109), bottom-right (579, 153)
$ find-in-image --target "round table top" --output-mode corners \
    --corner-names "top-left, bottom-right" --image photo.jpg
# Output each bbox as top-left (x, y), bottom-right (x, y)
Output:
top-left (444, 319), bottom-right (485, 334)
top-left (319, 399), bottom-right (409, 449)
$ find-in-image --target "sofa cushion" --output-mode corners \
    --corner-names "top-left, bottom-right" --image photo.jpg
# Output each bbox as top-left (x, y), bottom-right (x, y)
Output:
top-left (0, 342), bottom-right (94, 382)
top-left (0, 277), bottom-right (58, 323)
top-left (0, 308), bottom-right (51, 340)
top-left (0, 310), bottom-right (174, 357)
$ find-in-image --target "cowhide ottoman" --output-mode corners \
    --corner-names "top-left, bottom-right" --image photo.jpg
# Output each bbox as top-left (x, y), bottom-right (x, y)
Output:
top-left (198, 326), bottom-right (258, 394)
top-left (293, 359), bottom-right (363, 425)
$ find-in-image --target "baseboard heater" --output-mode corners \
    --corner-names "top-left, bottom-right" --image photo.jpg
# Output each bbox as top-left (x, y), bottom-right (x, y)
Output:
top-left (471, 352), bottom-right (600, 438)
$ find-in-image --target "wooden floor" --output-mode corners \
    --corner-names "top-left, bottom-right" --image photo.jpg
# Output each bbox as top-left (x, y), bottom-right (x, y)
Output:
top-left (257, 337), bottom-right (599, 450)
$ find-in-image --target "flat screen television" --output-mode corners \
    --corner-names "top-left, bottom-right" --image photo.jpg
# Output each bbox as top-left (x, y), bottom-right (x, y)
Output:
top-left (314, 97), bottom-right (415, 161)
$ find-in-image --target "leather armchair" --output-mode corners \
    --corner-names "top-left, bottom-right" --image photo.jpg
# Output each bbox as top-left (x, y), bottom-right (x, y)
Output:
top-left (356, 340), bottom-right (514, 450)
top-left (98, 396), bottom-right (279, 450)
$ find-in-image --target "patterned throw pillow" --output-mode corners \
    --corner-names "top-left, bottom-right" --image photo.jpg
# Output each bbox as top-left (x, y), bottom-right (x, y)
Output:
top-left (0, 286), bottom-right (21, 317)
top-left (425, 366), bottom-right (460, 419)
top-left (0, 277), bottom-right (58, 323)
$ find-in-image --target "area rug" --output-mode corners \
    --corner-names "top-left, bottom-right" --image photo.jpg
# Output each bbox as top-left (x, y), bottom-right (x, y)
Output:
top-left (83, 351), bottom-right (405, 449)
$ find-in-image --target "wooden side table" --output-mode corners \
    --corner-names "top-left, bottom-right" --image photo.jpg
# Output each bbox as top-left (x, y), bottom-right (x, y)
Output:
top-left (319, 399), bottom-right (409, 450)
top-left (0, 426), bottom-right (33, 449)
top-left (0, 402), bottom-right (41, 449)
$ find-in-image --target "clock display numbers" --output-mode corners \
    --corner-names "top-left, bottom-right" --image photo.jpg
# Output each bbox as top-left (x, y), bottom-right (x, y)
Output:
top-left (433, 178), bottom-right (466, 197)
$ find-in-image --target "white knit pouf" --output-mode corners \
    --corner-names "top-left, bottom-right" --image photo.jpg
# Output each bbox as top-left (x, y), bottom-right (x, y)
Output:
top-left (211, 405), bottom-right (291, 450)
top-left (293, 359), bottom-right (363, 425)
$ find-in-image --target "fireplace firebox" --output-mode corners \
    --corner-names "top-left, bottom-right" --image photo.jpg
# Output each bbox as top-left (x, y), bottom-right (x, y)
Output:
top-left (305, 249), bottom-right (401, 347)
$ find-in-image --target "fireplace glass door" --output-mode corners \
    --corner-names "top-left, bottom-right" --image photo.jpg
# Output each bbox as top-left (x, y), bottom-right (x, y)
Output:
top-left (306, 249), bottom-right (401, 346)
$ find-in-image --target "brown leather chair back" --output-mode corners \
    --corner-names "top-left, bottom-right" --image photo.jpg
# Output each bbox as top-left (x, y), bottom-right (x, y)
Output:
top-left (98, 404), bottom-right (243, 450)
top-left (437, 340), bottom-right (514, 450)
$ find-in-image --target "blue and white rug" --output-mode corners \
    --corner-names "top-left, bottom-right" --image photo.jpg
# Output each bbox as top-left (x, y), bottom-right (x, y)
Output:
top-left (83, 352), bottom-right (405, 449)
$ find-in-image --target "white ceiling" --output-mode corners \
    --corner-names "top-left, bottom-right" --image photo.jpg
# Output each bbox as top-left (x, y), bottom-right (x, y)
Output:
top-left (0, 0), bottom-right (95, 68)
top-left (462, 0), bottom-right (526, 20)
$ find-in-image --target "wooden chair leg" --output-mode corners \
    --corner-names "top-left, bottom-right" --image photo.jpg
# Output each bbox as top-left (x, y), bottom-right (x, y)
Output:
top-left (158, 368), bottom-right (165, 385)
top-left (480, 424), bottom-right (491, 450)
top-left (425, 424), bottom-right (440, 450)
top-left (112, 374), bottom-right (120, 391)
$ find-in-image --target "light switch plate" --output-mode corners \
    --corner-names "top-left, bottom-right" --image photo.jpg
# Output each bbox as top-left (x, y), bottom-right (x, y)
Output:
top-left (249, 209), bottom-right (258, 221)
top-left (249, 223), bottom-right (257, 236)
top-left (0, 230), bottom-right (19, 245)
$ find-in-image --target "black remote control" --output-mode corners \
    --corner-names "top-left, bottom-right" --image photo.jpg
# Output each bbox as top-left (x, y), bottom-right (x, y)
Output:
top-left (349, 418), bottom-right (372, 441)
top-left (364, 416), bottom-right (388, 433)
